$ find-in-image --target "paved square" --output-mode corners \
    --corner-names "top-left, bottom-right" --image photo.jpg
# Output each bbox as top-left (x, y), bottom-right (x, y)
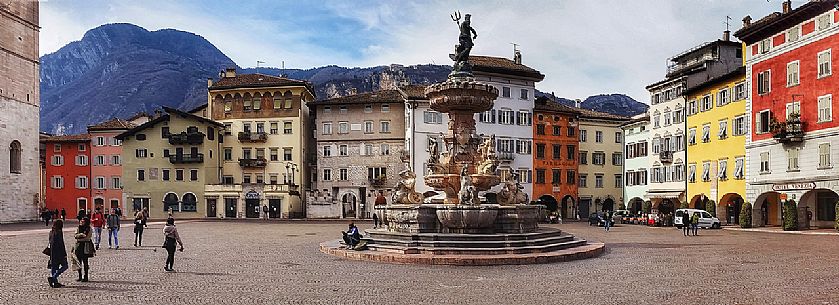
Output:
top-left (1, 220), bottom-right (837, 304)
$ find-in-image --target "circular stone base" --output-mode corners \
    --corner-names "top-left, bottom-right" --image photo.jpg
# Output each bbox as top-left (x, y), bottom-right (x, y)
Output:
top-left (319, 240), bottom-right (605, 266)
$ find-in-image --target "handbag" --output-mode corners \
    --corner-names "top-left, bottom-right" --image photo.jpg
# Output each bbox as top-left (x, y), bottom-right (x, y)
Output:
top-left (42, 247), bottom-right (50, 256)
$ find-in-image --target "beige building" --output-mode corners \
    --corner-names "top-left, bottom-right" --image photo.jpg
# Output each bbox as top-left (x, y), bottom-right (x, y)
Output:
top-left (205, 69), bottom-right (315, 219)
top-left (576, 109), bottom-right (629, 217)
top-left (0, 1), bottom-right (40, 222)
top-left (117, 107), bottom-right (224, 219)
top-left (307, 90), bottom-right (406, 219)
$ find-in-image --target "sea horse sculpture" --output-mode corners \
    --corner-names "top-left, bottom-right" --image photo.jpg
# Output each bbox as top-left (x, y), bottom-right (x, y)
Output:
top-left (393, 169), bottom-right (422, 204)
top-left (497, 172), bottom-right (528, 205)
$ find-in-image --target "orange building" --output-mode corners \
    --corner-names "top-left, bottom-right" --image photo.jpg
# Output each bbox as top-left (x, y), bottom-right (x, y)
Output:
top-left (533, 96), bottom-right (580, 219)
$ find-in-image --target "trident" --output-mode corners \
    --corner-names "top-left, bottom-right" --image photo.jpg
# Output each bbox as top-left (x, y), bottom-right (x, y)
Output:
top-left (451, 11), bottom-right (461, 25)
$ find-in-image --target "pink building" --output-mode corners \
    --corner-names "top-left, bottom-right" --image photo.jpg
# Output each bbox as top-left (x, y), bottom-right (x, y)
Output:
top-left (87, 119), bottom-right (135, 214)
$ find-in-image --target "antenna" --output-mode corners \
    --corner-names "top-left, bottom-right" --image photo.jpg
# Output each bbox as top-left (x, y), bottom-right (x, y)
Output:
top-left (511, 42), bottom-right (519, 53)
top-left (281, 61), bottom-right (285, 77)
top-left (256, 60), bottom-right (265, 74)
top-left (725, 16), bottom-right (732, 31)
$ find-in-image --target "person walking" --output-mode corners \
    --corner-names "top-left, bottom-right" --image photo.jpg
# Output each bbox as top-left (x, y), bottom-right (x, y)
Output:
top-left (73, 217), bottom-right (95, 282)
top-left (60, 208), bottom-right (67, 221)
top-left (603, 210), bottom-right (611, 232)
top-left (106, 209), bottom-right (120, 249)
top-left (162, 218), bottom-right (184, 272)
top-left (47, 219), bottom-right (68, 288)
top-left (691, 212), bottom-right (700, 236)
top-left (682, 212), bottom-right (691, 237)
top-left (133, 210), bottom-right (145, 247)
top-left (262, 205), bottom-right (269, 220)
top-left (90, 208), bottom-right (105, 250)
top-left (76, 209), bottom-right (86, 222)
top-left (142, 207), bottom-right (149, 228)
top-left (372, 212), bottom-right (379, 229)
top-left (41, 208), bottom-right (52, 226)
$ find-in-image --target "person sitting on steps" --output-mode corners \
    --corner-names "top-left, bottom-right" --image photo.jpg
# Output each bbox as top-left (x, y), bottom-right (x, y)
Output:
top-left (341, 223), bottom-right (362, 249)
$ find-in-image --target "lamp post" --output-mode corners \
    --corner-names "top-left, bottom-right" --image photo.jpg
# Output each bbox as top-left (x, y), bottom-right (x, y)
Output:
top-left (284, 162), bottom-right (299, 186)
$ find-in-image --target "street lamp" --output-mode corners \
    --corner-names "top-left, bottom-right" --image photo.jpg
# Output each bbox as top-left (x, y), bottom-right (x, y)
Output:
top-left (284, 162), bottom-right (299, 186)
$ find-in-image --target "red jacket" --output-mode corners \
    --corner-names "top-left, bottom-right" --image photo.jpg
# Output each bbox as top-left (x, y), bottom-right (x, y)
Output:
top-left (91, 212), bottom-right (105, 228)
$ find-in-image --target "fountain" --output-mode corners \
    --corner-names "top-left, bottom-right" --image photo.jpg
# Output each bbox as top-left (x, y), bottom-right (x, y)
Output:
top-left (320, 12), bottom-right (604, 265)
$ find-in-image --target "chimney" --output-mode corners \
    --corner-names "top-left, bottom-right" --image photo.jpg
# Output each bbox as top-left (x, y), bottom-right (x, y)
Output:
top-left (514, 49), bottom-right (522, 64)
top-left (782, 0), bottom-right (792, 14)
top-left (207, 78), bottom-right (213, 88)
top-left (575, 99), bottom-right (581, 108)
top-left (722, 30), bottom-right (730, 41)
top-left (224, 68), bottom-right (236, 78)
top-left (743, 15), bottom-right (752, 27)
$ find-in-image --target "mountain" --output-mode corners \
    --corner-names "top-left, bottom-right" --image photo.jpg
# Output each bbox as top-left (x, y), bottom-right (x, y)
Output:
top-left (536, 92), bottom-right (648, 117)
top-left (40, 23), bottom-right (648, 133)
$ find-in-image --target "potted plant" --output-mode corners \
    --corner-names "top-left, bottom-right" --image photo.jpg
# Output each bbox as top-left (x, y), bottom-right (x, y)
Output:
top-left (740, 201), bottom-right (752, 228)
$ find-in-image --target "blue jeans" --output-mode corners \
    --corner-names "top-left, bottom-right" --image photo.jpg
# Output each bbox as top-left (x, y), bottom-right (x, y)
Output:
top-left (51, 260), bottom-right (68, 280)
top-left (108, 228), bottom-right (119, 247)
top-left (691, 224), bottom-right (699, 235)
top-left (604, 219), bottom-right (611, 231)
top-left (93, 227), bottom-right (103, 247)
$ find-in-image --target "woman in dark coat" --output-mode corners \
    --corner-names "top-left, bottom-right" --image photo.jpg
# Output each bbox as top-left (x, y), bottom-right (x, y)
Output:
top-left (74, 217), bottom-right (95, 282)
top-left (48, 219), bottom-right (68, 288)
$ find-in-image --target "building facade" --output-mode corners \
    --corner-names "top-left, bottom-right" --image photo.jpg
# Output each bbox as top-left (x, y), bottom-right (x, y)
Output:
top-left (402, 84), bottom-right (447, 194)
top-left (308, 90), bottom-right (405, 219)
top-left (532, 96), bottom-right (579, 219)
top-left (0, 0), bottom-right (39, 222)
top-left (577, 109), bottom-right (629, 217)
top-left (43, 135), bottom-right (91, 219)
top-left (736, 0), bottom-right (839, 228)
top-left (685, 68), bottom-right (747, 225)
top-left (88, 119), bottom-right (134, 213)
top-left (206, 69), bottom-right (315, 219)
top-left (622, 115), bottom-right (650, 214)
top-left (117, 107), bottom-right (223, 219)
top-left (472, 55), bottom-right (544, 198)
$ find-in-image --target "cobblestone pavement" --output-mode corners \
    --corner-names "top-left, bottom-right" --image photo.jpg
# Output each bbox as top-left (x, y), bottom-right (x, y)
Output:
top-left (1, 220), bottom-right (837, 305)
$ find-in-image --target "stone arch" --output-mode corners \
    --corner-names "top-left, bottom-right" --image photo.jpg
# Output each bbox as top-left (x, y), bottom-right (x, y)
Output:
top-left (9, 140), bottom-right (21, 173)
top-left (602, 197), bottom-right (615, 212)
top-left (628, 197), bottom-right (644, 214)
top-left (341, 192), bottom-right (358, 218)
top-left (799, 189), bottom-right (838, 228)
top-left (689, 194), bottom-right (704, 210)
top-left (754, 191), bottom-right (781, 226)
top-left (163, 192), bottom-right (180, 213)
top-left (719, 193), bottom-right (744, 225)
top-left (537, 194), bottom-right (558, 212)
top-left (560, 195), bottom-right (575, 219)
top-left (182, 192), bottom-right (198, 212)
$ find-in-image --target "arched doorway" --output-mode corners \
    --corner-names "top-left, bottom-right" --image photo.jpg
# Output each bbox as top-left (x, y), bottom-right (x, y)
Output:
top-left (800, 189), bottom-right (838, 228)
top-left (659, 199), bottom-right (675, 215)
top-left (538, 195), bottom-right (558, 212)
top-left (719, 193), bottom-right (744, 225)
top-left (561, 195), bottom-right (575, 219)
top-left (594, 198), bottom-right (602, 213)
top-left (693, 197), bottom-right (706, 210)
top-left (688, 195), bottom-right (704, 211)
top-left (342, 193), bottom-right (357, 218)
top-left (94, 197), bottom-right (105, 212)
top-left (754, 192), bottom-right (781, 226)
top-left (603, 198), bottom-right (615, 212)
top-left (628, 197), bottom-right (643, 215)
top-left (182, 193), bottom-right (197, 212)
top-left (163, 193), bottom-right (179, 213)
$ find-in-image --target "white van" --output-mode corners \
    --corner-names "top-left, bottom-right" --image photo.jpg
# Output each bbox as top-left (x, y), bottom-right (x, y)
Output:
top-left (675, 209), bottom-right (721, 229)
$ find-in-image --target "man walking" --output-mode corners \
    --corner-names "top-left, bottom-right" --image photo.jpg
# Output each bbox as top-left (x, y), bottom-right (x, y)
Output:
top-left (90, 208), bottom-right (105, 250)
top-left (60, 208), bottom-right (66, 221)
top-left (106, 209), bottom-right (120, 249)
top-left (262, 205), bottom-right (269, 220)
top-left (682, 212), bottom-right (691, 237)
top-left (603, 210), bottom-right (611, 232)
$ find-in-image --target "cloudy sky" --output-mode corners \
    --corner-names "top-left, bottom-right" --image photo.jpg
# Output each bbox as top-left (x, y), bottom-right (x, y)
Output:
top-left (40, 0), bottom-right (785, 102)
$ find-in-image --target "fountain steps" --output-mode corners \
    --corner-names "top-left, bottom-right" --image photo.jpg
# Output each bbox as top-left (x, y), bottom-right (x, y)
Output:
top-left (364, 228), bottom-right (567, 242)
top-left (363, 232), bottom-right (576, 249)
top-left (366, 239), bottom-right (587, 255)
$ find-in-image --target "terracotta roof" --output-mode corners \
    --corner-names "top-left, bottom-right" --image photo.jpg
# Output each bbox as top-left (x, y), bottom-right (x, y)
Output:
top-left (577, 108), bottom-right (631, 121)
top-left (209, 73), bottom-right (314, 92)
top-left (187, 103), bottom-right (208, 114)
top-left (734, 0), bottom-right (836, 43)
top-left (126, 112), bottom-right (152, 122)
top-left (310, 89), bottom-right (404, 105)
top-left (116, 107), bottom-right (223, 140)
top-left (683, 66), bottom-right (746, 97)
top-left (470, 55), bottom-right (545, 81)
top-left (41, 134), bottom-right (90, 143)
top-left (533, 96), bottom-right (579, 114)
top-left (87, 118), bottom-right (135, 131)
top-left (398, 84), bottom-right (428, 100)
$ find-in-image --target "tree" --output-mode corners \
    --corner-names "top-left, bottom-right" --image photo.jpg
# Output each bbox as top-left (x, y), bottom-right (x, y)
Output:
top-left (783, 200), bottom-right (798, 231)
top-left (739, 202), bottom-right (752, 228)
top-left (642, 201), bottom-right (652, 214)
top-left (706, 200), bottom-right (716, 218)
top-left (835, 201), bottom-right (839, 232)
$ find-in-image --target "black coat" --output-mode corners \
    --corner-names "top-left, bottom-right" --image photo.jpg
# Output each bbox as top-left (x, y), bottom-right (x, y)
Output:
top-left (48, 230), bottom-right (67, 268)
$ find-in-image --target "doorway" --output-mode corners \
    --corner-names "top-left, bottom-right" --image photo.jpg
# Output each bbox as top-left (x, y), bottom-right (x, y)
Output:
top-left (579, 198), bottom-right (591, 218)
top-left (342, 193), bottom-right (357, 218)
top-left (246, 199), bottom-right (260, 218)
top-left (94, 198), bottom-right (104, 212)
top-left (206, 199), bottom-right (217, 218)
top-left (224, 198), bottom-right (237, 218)
top-left (269, 199), bottom-right (281, 218)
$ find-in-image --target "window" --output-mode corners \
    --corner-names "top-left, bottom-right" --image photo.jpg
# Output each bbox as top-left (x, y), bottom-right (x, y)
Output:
top-left (222, 176), bottom-right (234, 184)
top-left (702, 125), bottom-right (711, 143)
top-left (224, 100), bottom-right (232, 112)
top-left (323, 145), bottom-right (332, 157)
top-left (283, 122), bottom-right (292, 134)
top-left (819, 95), bottom-right (833, 122)
top-left (339, 168), bottom-right (348, 181)
top-left (615, 174), bottom-right (622, 188)
top-left (517, 169), bottom-right (532, 183)
top-left (820, 143), bottom-right (832, 168)
top-left (499, 109), bottom-right (515, 125)
top-left (702, 162), bottom-right (710, 182)
top-left (243, 174), bottom-right (252, 184)
top-left (76, 155), bottom-right (88, 166)
top-left (242, 148), bottom-right (252, 159)
top-left (136, 149), bottom-right (148, 158)
top-left (51, 155), bottom-right (64, 166)
top-left (535, 169), bottom-right (546, 184)
top-left (479, 110), bottom-right (495, 123)
top-left (367, 167), bottom-right (387, 182)
top-left (323, 106), bottom-right (331, 113)
top-left (76, 176), bottom-right (88, 189)
top-left (339, 106), bottom-right (347, 114)
top-left (270, 148), bottom-right (279, 161)
top-left (339, 145), bottom-right (348, 156)
top-left (162, 169), bottom-right (170, 181)
top-left (520, 89), bottom-right (529, 99)
top-left (243, 96), bottom-right (252, 111)
top-left (363, 144), bottom-right (373, 156)
top-left (502, 87), bottom-right (511, 98)
top-left (497, 139), bottom-right (514, 153)
top-left (175, 169), bottom-right (184, 181)
top-left (381, 104), bottom-right (390, 112)
top-left (734, 83), bottom-right (747, 100)
top-left (663, 110), bottom-right (671, 126)
top-left (759, 38), bottom-right (771, 54)
top-left (256, 122), bottom-right (265, 133)
top-left (516, 111), bottom-right (532, 126)
top-left (273, 95), bottom-right (282, 109)
top-left (567, 126), bottom-right (575, 137)
top-left (595, 131), bottom-right (603, 143)
top-left (757, 70), bottom-right (771, 95)
top-left (567, 145), bottom-right (575, 160)
top-left (787, 148), bottom-right (799, 171)
top-left (423, 111), bottom-right (443, 124)
top-left (567, 170), bottom-right (576, 185)
top-left (701, 95), bottom-right (713, 111)
top-left (786, 102), bottom-right (801, 120)
top-left (718, 120), bottom-right (728, 139)
top-left (756, 110), bottom-right (771, 134)
top-left (283, 148), bottom-right (292, 161)
top-left (580, 130), bottom-right (587, 142)
top-left (380, 121), bottom-right (390, 133)
top-left (223, 148), bottom-right (232, 161)
top-left (817, 13), bottom-right (832, 31)
top-left (322, 169), bottom-right (332, 181)
top-left (284, 96), bottom-right (292, 109)
top-left (788, 25), bottom-right (800, 42)
top-left (592, 152), bottom-right (605, 165)
top-left (819, 49), bottom-right (832, 78)
top-left (94, 155), bottom-right (105, 166)
top-left (364, 104), bottom-right (372, 113)
top-left (322, 122), bottom-right (333, 135)
top-left (579, 151), bottom-right (588, 165)
top-left (652, 137), bottom-right (661, 153)
top-left (654, 115), bottom-right (660, 128)
top-left (94, 176), bottom-right (105, 189)
top-left (734, 157), bottom-right (744, 179)
top-left (760, 152), bottom-right (770, 173)
top-left (135, 134), bottom-right (146, 141)
top-left (223, 123), bottom-right (232, 135)
top-left (515, 140), bottom-right (532, 155)
top-left (688, 100), bottom-right (697, 116)
top-left (270, 122), bottom-right (279, 134)
top-left (595, 175), bottom-right (603, 188)
top-left (338, 122), bottom-right (349, 134)
top-left (51, 176), bottom-right (64, 189)
top-left (269, 174), bottom-right (278, 185)
top-left (615, 132), bottom-right (622, 143)
top-left (718, 160), bottom-right (728, 180)
top-left (536, 144), bottom-right (546, 159)
top-left (111, 176), bottom-right (121, 189)
top-left (612, 153), bottom-right (622, 166)
top-left (552, 144), bottom-right (561, 159)
top-left (96, 136), bottom-right (105, 146)
top-left (733, 116), bottom-right (747, 136)
top-left (550, 125), bottom-right (559, 136)
top-left (787, 61), bottom-right (800, 87)
top-left (673, 107), bottom-right (683, 124)
top-left (54, 144), bottom-right (61, 152)
top-left (536, 124), bottom-right (545, 135)
top-left (364, 121), bottom-right (373, 133)
top-left (579, 174), bottom-right (587, 188)
top-left (381, 144), bottom-right (390, 155)
top-left (688, 164), bottom-right (696, 183)
top-left (253, 94), bottom-right (262, 110)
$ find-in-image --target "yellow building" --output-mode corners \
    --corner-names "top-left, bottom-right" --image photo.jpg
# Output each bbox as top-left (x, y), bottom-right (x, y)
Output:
top-left (685, 67), bottom-right (746, 224)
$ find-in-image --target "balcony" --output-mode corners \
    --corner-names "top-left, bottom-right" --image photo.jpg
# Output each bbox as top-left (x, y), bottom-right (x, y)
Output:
top-left (239, 158), bottom-right (267, 168)
top-left (238, 131), bottom-right (268, 142)
top-left (168, 131), bottom-right (205, 145)
top-left (368, 176), bottom-right (387, 187)
top-left (168, 153), bottom-right (204, 164)
top-left (498, 152), bottom-right (515, 162)
top-left (659, 151), bottom-right (673, 163)
top-left (772, 115), bottom-right (805, 144)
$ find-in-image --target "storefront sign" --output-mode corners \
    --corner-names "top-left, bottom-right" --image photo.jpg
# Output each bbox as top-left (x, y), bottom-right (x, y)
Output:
top-left (245, 190), bottom-right (260, 199)
top-left (772, 182), bottom-right (816, 191)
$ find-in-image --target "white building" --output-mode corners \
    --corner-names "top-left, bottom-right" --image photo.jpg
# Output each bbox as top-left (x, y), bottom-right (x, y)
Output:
top-left (622, 115), bottom-right (650, 214)
top-left (401, 85), bottom-right (448, 193)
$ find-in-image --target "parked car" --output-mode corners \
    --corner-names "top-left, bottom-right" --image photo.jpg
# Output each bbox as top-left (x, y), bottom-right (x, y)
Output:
top-left (588, 212), bottom-right (614, 227)
top-left (675, 209), bottom-right (721, 229)
top-left (613, 210), bottom-right (630, 224)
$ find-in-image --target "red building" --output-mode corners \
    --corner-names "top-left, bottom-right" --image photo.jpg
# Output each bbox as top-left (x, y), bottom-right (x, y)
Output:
top-left (532, 96), bottom-right (580, 219)
top-left (736, 0), bottom-right (839, 228)
top-left (43, 135), bottom-right (92, 219)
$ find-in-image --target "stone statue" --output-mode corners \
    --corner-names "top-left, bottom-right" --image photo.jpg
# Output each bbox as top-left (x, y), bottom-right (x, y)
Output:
top-left (426, 139), bottom-right (446, 175)
top-left (497, 172), bottom-right (528, 205)
top-left (458, 166), bottom-right (477, 205)
top-left (450, 11), bottom-right (477, 77)
top-left (476, 135), bottom-right (499, 175)
top-left (393, 169), bottom-right (422, 204)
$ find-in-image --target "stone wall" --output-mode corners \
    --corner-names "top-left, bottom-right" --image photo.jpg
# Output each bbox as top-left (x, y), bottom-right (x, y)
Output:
top-left (0, 96), bottom-right (39, 222)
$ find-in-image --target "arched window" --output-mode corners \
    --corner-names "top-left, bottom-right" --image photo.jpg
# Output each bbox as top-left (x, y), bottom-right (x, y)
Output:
top-left (163, 192), bottom-right (180, 212)
top-left (283, 91), bottom-right (293, 109)
top-left (182, 193), bottom-right (197, 212)
top-left (9, 141), bottom-right (21, 174)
